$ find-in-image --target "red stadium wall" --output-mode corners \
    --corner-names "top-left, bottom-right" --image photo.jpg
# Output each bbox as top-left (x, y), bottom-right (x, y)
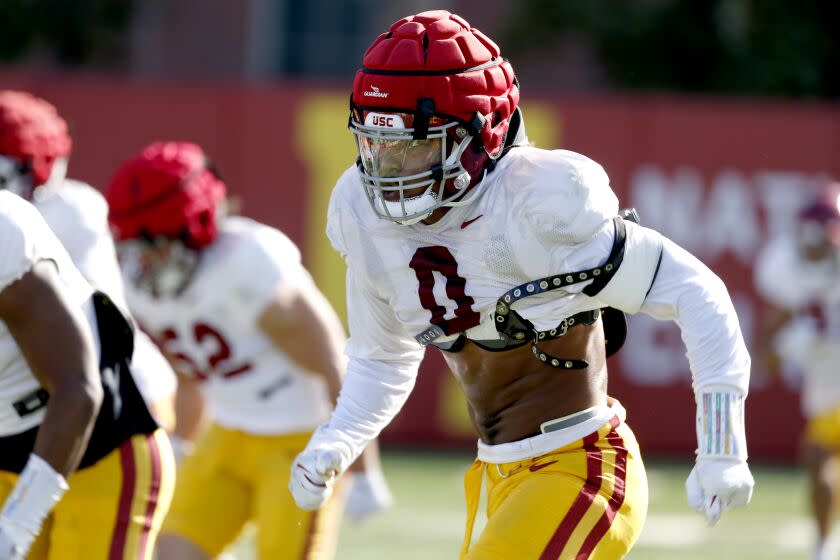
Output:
top-left (6, 72), bottom-right (840, 460)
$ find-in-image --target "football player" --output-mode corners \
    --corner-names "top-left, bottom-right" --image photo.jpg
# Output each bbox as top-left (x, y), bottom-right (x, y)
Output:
top-left (0, 89), bottom-right (178, 430)
top-left (755, 183), bottom-right (840, 560)
top-left (0, 191), bottom-right (173, 559)
top-left (289, 10), bottom-right (754, 559)
top-left (105, 141), bottom-right (392, 560)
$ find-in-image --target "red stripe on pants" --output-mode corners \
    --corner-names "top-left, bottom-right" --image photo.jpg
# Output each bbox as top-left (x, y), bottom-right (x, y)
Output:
top-left (538, 430), bottom-right (604, 560)
top-left (137, 433), bottom-right (162, 559)
top-left (576, 417), bottom-right (628, 559)
top-left (108, 439), bottom-right (137, 560)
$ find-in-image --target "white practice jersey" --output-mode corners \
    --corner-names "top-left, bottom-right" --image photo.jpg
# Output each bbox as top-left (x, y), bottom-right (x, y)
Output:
top-left (123, 216), bottom-right (332, 435)
top-left (0, 191), bottom-right (98, 436)
top-left (755, 236), bottom-right (840, 417)
top-left (33, 180), bottom-right (177, 403)
top-left (329, 148), bottom-right (624, 362)
top-left (313, 146), bottom-right (749, 464)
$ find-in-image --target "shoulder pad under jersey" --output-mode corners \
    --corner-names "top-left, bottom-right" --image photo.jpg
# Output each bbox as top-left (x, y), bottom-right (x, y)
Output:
top-left (0, 191), bottom-right (83, 293)
top-left (327, 165), bottom-right (396, 257)
top-left (507, 148), bottom-right (619, 243)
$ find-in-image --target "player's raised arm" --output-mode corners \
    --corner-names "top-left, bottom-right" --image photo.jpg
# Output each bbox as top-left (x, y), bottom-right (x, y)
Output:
top-left (631, 234), bottom-right (754, 525)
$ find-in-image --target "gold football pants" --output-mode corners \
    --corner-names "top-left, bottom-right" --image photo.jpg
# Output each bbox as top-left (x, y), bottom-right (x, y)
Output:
top-left (0, 429), bottom-right (174, 560)
top-left (462, 416), bottom-right (648, 559)
top-left (161, 424), bottom-right (344, 559)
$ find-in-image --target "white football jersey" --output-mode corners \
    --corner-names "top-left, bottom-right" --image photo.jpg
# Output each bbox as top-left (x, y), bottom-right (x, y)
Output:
top-left (33, 180), bottom-right (177, 403)
top-left (309, 146), bottom-right (750, 464)
top-left (123, 216), bottom-right (332, 434)
top-left (328, 147), bottom-right (619, 365)
top-left (0, 191), bottom-right (98, 436)
top-left (755, 236), bottom-right (840, 417)
top-left (34, 180), bottom-right (125, 300)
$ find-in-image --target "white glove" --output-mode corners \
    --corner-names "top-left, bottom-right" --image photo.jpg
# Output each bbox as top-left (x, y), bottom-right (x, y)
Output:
top-left (689, 388), bottom-right (753, 525)
top-left (345, 469), bottom-right (394, 521)
top-left (289, 447), bottom-right (349, 511)
top-left (0, 531), bottom-right (13, 560)
top-left (686, 458), bottom-right (754, 525)
top-left (0, 519), bottom-right (34, 560)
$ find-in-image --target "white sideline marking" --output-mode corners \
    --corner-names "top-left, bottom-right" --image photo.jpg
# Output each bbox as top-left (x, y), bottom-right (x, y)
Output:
top-left (637, 514), bottom-right (707, 547)
top-left (637, 513), bottom-right (811, 551)
top-left (772, 518), bottom-right (811, 551)
top-left (337, 505), bottom-right (815, 552)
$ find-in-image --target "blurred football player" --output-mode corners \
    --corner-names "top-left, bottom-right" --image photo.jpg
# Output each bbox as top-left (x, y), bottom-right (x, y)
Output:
top-left (0, 191), bottom-right (173, 559)
top-left (0, 89), bottom-right (178, 430)
top-left (105, 141), bottom-right (392, 560)
top-left (289, 10), bottom-right (754, 559)
top-left (755, 183), bottom-right (840, 560)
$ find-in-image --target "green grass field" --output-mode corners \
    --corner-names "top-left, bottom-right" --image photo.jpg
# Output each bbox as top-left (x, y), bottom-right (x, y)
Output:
top-left (231, 450), bottom-right (812, 559)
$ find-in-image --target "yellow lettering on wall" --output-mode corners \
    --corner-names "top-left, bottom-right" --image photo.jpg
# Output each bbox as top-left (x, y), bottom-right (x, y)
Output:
top-left (295, 93), bottom-right (356, 324)
top-left (519, 102), bottom-right (562, 148)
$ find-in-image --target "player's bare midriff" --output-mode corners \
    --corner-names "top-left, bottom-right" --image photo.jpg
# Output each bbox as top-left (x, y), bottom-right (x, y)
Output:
top-left (440, 319), bottom-right (609, 445)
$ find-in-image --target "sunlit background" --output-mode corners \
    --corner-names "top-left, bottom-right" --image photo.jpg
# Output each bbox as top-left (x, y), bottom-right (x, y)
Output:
top-left (4, 1), bottom-right (839, 558)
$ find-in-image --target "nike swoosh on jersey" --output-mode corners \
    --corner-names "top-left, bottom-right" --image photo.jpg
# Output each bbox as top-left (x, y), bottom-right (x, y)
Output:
top-left (257, 376), bottom-right (292, 399)
top-left (529, 460), bottom-right (558, 472)
top-left (461, 215), bottom-right (483, 229)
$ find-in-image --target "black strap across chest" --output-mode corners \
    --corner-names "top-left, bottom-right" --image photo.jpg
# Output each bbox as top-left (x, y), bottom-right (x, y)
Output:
top-left (429, 215), bottom-right (631, 369)
top-left (488, 216), bottom-right (627, 369)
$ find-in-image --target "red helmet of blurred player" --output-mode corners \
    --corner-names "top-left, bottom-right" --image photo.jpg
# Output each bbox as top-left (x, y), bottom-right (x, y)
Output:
top-left (105, 141), bottom-right (227, 296)
top-left (0, 90), bottom-right (72, 198)
top-left (796, 182), bottom-right (840, 260)
top-left (349, 10), bottom-right (520, 224)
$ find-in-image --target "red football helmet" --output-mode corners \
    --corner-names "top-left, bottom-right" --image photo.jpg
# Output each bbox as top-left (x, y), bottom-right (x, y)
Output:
top-left (349, 10), bottom-right (520, 224)
top-left (106, 141), bottom-right (226, 249)
top-left (106, 142), bottom-right (227, 296)
top-left (797, 182), bottom-right (840, 253)
top-left (0, 90), bottom-right (72, 197)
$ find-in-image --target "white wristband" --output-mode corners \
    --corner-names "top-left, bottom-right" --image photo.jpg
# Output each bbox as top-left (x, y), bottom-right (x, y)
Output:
top-left (1, 454), bottom-right (68, 544)
top-left (695, 388), bottom-right (747, 461)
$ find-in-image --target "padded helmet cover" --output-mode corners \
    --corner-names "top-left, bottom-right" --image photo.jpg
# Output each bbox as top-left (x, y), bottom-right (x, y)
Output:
top-left (352, 10), bottom-right (519, 158)
top-left (0, 90), bottom-right (72, 186)
top-left (106, 141), bottom-right (226, 249)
